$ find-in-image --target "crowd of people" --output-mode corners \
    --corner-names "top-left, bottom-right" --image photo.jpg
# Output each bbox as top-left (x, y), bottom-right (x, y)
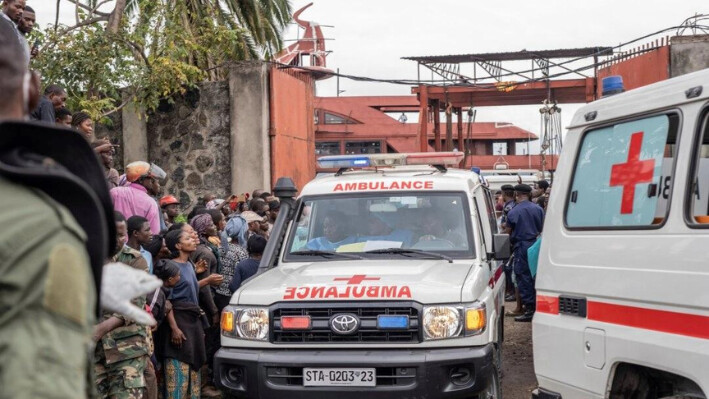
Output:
top-left (494, 181), bottom-right (548, 323)
top-left (2, 3), bottom-right (279, 397)
top-left (109, 166), bottom-right (277, 398)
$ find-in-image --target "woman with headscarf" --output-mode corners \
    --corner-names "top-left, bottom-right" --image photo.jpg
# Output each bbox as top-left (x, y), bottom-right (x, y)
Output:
top-left (207, 210), bottom-right (247, 312)
top-left (188, 214), bottom-right (223, 325)
top-left (188, 213), bottom-right (224, 396)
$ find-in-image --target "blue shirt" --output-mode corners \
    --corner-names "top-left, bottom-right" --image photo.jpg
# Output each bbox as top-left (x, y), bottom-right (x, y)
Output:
top-left (140, 247), bottom-right (153, 274)
top-left (229, 258), bottom-right (260, 293)
top-left (169, 261), bottom-right (199, 305)
top-left (507, 200), bottom-right (544, 245)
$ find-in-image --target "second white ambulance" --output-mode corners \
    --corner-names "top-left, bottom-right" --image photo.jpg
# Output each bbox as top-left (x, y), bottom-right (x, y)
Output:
top-left (533, 68), bottom-right (709, 399)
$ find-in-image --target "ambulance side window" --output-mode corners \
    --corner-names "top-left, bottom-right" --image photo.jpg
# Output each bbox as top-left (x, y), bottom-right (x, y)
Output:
top-left (482, 190), bottom-right (499, 234)
top-left (687, 108), bottom-right (709, 225)
top-left (565, 113), bottom-right (679, 228)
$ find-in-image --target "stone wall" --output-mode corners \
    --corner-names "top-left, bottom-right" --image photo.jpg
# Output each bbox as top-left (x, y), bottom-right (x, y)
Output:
top-left (146, 81), bottom-right (232, 208)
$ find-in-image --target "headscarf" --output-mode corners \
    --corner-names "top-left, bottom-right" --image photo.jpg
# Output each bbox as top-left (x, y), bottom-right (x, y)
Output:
top-left (190, 213), bottom-right (214, 238)
top-left (206, 199), bottom-right (224, 209)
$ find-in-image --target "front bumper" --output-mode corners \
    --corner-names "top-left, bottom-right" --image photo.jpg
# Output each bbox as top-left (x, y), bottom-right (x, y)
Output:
top-left (215, 344), bottom-right (494, 399)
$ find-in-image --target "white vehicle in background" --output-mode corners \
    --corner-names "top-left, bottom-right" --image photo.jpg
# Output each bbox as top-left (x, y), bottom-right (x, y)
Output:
top-left (533, 69), bottom-right (709, 399)
top-left (480, 168), bottom-right (546, 191)
top-left (215, 152), bottom-right (508, 399)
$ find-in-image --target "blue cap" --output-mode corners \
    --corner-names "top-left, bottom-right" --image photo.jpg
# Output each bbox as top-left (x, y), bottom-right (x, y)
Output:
top-left (602, 76), bottom-right (624, 97)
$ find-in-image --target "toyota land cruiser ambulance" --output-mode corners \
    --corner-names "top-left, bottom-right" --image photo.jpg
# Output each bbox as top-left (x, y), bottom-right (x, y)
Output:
top-left (533, 68), bottom-right (709, 399)
top-left (215, 152), bottom-right (509, 399)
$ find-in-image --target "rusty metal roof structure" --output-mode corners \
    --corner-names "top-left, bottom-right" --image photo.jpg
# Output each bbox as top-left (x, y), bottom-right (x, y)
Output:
top-left (403, 47), bottom-right (613, 64)
top-left (403, 46), bottom-right (615, 85)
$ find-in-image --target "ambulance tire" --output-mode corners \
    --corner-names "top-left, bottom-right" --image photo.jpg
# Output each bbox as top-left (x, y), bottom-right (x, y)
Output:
top-left (475, 358), bottom-right (501, 399)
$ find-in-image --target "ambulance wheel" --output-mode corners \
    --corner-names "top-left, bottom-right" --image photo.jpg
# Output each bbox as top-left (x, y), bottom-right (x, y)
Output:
top-left (475, 362), bottom-right (501, 399)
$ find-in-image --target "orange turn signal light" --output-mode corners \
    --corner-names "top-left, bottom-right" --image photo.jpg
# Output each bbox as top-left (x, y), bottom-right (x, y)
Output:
top-left (465, 308), bottom-right (486, 332)
top-left (221, 311), bottom-right (234, 333)
top-left (281, 316), bottom-right (311, 330)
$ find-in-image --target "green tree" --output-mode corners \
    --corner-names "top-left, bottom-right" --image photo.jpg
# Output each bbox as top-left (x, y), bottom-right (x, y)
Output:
top-left (36, 0), bottom-right (291, 119)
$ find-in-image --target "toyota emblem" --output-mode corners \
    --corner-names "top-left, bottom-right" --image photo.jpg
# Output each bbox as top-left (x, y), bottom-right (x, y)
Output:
top-left (330, 314), bottom-right (360, 335)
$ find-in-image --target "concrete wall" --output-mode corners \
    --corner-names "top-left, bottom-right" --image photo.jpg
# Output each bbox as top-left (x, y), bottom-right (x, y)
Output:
top-left (671, 35), bottom-right (709, 77)
top-left (229, 62), bottom-right (272, 195)
top-left (146, 82), bottom-right (232, 208)
top-left (121, 100), bottom-right (148, 165)
top-left (270, 68), bottom-right (316, 191)
top-left (95, 112), bottom-right (124, 171)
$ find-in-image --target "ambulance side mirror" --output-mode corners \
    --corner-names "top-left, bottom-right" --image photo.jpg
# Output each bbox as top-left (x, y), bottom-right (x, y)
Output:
top-left (492, 234), bottom-right (511, 260)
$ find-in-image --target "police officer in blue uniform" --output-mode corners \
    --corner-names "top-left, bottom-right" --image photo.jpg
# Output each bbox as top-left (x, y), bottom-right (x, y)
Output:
top-left (506, 184), bottom-right (544, 322)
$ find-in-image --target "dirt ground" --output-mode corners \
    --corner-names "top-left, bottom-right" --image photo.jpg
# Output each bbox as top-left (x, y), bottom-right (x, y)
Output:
top-left (500, 299), bottom-right (538, 399)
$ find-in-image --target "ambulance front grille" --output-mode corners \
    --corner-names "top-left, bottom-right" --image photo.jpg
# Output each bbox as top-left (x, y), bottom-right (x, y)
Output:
top-left (271, 303), bottom-right (421, 343)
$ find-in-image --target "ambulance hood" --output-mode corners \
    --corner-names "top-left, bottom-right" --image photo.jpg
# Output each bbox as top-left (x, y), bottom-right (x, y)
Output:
top-left (234, 259), bottom-right (476, 305)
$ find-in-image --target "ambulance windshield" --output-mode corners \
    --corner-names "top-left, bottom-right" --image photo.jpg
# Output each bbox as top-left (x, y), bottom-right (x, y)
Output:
top-left (286, 192), bottom-right (474, 260)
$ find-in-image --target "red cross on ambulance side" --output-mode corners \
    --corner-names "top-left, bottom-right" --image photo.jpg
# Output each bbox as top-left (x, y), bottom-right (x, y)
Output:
top-left (609, 131), bottom-right (655, 214)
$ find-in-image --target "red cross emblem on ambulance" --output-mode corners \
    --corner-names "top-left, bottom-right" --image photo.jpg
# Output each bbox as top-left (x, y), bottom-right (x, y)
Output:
top-left (609, 131), bottom-right (655, 214)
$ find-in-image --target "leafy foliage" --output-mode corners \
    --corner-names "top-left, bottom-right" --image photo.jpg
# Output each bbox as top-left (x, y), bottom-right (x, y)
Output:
top-left (33, 0), bottom-right (291, 120)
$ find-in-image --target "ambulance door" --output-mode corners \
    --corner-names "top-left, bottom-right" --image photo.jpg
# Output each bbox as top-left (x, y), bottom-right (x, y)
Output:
top-left (472, 189), bottom-right (505, 323)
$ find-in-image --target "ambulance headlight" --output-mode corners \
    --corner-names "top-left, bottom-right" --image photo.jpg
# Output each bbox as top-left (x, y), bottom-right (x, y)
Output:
top-left (422, 306), bottom-right (461, 340)
top-left (222, 306), bottom-right (270, 341)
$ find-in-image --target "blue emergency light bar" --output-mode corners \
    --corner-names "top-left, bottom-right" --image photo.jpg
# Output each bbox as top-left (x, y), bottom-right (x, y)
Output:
top-left (377, 315), bottom-right (409, 329)
top-left (317, 152), bottom-right (464, 170)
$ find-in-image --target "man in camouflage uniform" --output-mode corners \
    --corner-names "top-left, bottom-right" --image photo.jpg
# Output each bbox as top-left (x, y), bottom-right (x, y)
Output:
top-left (93, 213), bottom-right (152, 398)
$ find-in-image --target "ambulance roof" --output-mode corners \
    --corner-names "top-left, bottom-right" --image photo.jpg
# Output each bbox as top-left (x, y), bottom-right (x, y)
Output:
top-left (570, 68), bottom-right (709, 129)
top-left (300, 166), bottom-right (481, 197)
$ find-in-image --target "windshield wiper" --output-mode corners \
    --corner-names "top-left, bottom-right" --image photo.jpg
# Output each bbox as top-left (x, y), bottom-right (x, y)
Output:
top-left (290, 250), bottom-right (364, 260)
top-left (365, 248), bottom-right (453, 263)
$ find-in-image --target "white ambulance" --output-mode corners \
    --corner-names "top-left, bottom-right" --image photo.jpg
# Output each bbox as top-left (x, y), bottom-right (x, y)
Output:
top-left (215, 152), bottom-right (508, 399)
top-left (533, 68), bottom-right (709, 399)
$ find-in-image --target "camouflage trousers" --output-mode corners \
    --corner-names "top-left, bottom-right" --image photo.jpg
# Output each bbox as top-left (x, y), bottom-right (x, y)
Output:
top-left (94, 353), bottom-right (148, 399)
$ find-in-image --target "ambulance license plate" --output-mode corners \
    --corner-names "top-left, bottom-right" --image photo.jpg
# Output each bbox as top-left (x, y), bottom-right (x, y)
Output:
top-left (303, 368), bottom-right (376, 387)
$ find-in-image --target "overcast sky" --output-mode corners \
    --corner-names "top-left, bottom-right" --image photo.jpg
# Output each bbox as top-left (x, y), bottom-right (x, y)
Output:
top-left (36, 1), bottom-right (707, 146)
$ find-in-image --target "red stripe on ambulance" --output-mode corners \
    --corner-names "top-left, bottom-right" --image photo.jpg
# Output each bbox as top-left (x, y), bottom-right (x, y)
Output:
top-left (536, 295), bottom-right (709, 340)
top-left (587, 301), bottom-right (709, 340)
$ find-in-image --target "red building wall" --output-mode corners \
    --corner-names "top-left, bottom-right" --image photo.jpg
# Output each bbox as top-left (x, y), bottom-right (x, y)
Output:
top-left (597, 45), bottom-right (670, 97)
top-left (270, 68), bottom-right (316, 191)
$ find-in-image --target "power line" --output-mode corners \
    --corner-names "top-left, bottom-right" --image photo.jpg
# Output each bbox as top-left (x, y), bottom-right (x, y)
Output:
top-left (266, 22), bottom-right (706, 90)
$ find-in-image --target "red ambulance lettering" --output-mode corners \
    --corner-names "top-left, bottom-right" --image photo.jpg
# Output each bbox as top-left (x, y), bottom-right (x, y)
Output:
top-left (397, 286), bottom-right (412, 298)
top-left (296, 287), bottom-right (310, 299)
top-left (331, 181), bottom-right (435, 192)
top-left (324, 286), bottom-right (339, 298)
top-left (381, 286), bottom-right (396, 297)
top-left (311, 286), bottom-right (325, 298)
top-left (282, 285), bottom-right (412, 299)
